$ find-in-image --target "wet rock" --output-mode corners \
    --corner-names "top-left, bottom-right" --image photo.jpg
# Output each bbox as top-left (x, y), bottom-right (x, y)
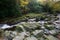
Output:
top-left (24, 36), bottom-right (38, 40)
top-left (55, 24), bottom-right (60, 30)
top-left (44, 29), bottom-right (50, 35)
top-left (4, 31), bottom-right (18, 40)
top-left (39, 37), bottom-right (45, 40)
top-left (13, 32), bottom-right (30, 40)
top-left (13, 36), bottom-right (24, 40)
top-left (49, 30), bottom-right (57, 35)
top-left (41, 26), bottom-right (45, 29)
top-left (32, 30), bottom-right (44, 38)
top-left (32, 30), bottom-right (43, 35)
top-left (28, 18), bottom-right (36, 22)
top-left (44, 35), bottom-right (59, 40)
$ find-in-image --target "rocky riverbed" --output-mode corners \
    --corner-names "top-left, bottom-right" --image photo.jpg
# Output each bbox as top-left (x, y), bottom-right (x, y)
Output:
top-left (0, 14), bottom-right (60, 40)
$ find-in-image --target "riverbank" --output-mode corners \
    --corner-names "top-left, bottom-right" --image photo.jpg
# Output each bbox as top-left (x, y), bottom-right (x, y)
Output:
top-left (0, 13), bottom-right (58, 25)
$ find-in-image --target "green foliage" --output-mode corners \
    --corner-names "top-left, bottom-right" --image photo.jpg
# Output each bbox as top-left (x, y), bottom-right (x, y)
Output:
top-left (42, 3), bottom-right (53, 14)
top-left (0, 0), bottom-right (60, 22)
top-left (27, 0), bottom-right (43, 13)
top-left (52, 1), bottom-right (60, 13)
top-left (15, 26), bottom-right (23, 32)
top-left (42, 1), bottom-right (60, 14)
top-left (0, 0), bottom-right (21, 19)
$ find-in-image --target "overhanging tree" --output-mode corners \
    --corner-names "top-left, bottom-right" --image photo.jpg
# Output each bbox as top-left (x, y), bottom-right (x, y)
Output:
top-left (0, 0), bottom-right (21, 19)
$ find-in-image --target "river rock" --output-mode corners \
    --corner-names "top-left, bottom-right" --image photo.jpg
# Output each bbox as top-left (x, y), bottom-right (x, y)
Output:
top-left (32, 30), bottom-right (43, 36)
top-left (13, 32), bottom-right (30, 40)
top-left (45, 35), bottom-right (59, 40)
top-left (44, 29), bottom-right (50, 35)
top-left (49, 30), bottom-right (57, 35)
top-left (24, 36), bottom-right (38, 40)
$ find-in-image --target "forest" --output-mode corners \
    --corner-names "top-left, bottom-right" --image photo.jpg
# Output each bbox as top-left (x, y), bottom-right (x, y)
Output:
top-left (0, 0), bottom-right (60, 40)
top-left (0, 0), bottom-right (60, 18)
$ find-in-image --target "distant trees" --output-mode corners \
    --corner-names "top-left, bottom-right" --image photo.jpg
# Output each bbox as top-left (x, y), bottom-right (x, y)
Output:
top-left (20, 0), bottom-right (29, 14)
top-left (52, 1), bottom-right (60, 13)
top-left (42, 2), bottom-right (53, 14)
top-left (42, 1), bottom-right (60, 14)
top-left (0, 0), bottom-right (60, 19)
top-left (27, 0), bottom-right (43, 13)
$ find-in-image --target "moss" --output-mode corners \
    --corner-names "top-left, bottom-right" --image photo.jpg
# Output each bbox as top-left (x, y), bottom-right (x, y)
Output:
top-left (0, 30), bottom-right (4, 37)
top-left (15, 26), bottom-right (23, 32)
top-left (44, 24), bottom-right (55, 30)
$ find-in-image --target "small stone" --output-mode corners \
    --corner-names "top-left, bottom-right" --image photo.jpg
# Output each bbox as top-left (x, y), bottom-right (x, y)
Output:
top-left (44, 29), bottom-right (50, 35)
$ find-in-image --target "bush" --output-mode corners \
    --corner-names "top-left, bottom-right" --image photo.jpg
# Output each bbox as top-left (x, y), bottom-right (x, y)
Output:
top-left (27, 0), bottom-right (43, 13)
top-left (52, 1), bottom-right (60, 13)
